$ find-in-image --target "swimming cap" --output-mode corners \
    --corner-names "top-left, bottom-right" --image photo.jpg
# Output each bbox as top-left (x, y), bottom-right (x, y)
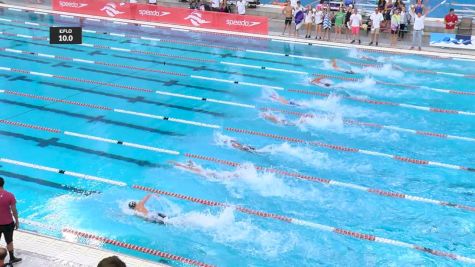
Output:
top-left (128, 201), bottom-right (136, 209)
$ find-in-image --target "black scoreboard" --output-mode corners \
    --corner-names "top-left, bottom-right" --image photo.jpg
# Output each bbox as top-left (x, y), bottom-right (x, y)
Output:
top-left (50, 27), bottom-right (82, 44)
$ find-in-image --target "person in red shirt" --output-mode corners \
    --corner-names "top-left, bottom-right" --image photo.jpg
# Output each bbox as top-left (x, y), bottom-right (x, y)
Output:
top-left (0, 178), bottom-right (21, 264)
top-left (444, 8), bottom-right (458, 33)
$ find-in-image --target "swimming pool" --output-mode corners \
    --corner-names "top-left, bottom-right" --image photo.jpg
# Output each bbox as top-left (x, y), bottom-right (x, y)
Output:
top-left (0, 5), bottom-right (474, 267)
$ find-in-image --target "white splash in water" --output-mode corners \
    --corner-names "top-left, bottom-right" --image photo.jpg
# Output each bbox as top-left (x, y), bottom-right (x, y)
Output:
top-left (167, 207), bottom-right (298, 258)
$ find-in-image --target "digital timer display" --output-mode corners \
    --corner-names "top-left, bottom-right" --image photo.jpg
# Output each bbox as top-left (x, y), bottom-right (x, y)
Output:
top-left (50, 27), bottom-right (82, 44)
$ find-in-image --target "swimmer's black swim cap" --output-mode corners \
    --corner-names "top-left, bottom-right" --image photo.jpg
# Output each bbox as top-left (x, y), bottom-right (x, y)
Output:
top-left (128, 201), bottom-right (136, 209)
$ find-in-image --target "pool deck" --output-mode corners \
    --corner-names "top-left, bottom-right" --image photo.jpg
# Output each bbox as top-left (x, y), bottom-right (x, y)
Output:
top-left (10, 230), bottom-right (167, 267)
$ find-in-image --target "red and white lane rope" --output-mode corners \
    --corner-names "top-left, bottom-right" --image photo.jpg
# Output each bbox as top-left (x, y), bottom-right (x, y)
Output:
top-left (19, 220), bottom-right (213, 267)
top-left (0, 157), bottom-right (125, 186)
top-left (312, 74), bottom-right (475, 96)
top-left (0, 67), bottom-right (255, 109)
top-left (0, 90), bottom-right (220, 129)
top-left (4, 155), bottom-right (474, 263)
top-left (343, 60), bottom-right (474, 78)
top-left (183, 153), bottom-right (475, 213)
top-left (261, 107), bottom-right (475, 143)
top-left (288, 88), bottom-right (475, 117)
top-left (0, 119), bottom-right (180, 155)
top-left (62, 229), bottom-right (214, 267)
top-left (224, 127), bottom-right (475, 173)
top-left (133, 185), bottom-right (475, 264)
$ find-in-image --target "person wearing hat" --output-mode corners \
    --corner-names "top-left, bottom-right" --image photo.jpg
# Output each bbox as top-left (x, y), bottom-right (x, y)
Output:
top-left (128, 194), bottom-right (167, 224)
top-left (444, 8), bottom-right (458, 33)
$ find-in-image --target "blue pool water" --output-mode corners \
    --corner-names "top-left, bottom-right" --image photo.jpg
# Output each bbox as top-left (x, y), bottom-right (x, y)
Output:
top-left (0, 7), bottom-right (474, 267)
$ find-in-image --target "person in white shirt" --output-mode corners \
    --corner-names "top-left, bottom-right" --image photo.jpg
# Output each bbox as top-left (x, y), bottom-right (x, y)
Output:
top-left (410, 6), bottom-right (428, 50)
top-left (237, 0), bottom-right (246, 15)
top-left (148, 0), bottom-right (157, 4)
top-left (211, 0), bottom-right (221, 11)
top-left (368, 8), bottom-right (384, 46)
top-left (349, 8), bottom-right (362, 44)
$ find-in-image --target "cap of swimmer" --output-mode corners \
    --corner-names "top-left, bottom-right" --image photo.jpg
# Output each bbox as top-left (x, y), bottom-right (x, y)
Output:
top-left (128, 201), bottom-right (137, 209)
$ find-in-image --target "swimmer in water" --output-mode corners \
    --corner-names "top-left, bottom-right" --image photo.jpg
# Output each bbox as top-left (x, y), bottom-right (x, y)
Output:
top-left (128, 194), bottom-right (167, 225)
top-left (230, 140), bottom-right (257, 153)
top-left (171, 160), bottom-right (220, 179)
top-left (261, 112), bottom-right (294, 126)
top-left (312, 75), bottom-right (333, 87)
top-left (331, 59), bottom-right (355, 74)
top-left (269, 91), bottom-right (300, 106)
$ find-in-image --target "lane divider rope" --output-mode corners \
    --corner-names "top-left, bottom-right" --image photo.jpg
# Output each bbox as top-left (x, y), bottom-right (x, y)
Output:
top-left (183, 153), bottom-right (475, 213)
top-left (0, 67), bottom-right (255, 109)
top-left (0, 17), bottom-right (242, 52)
top-left (133, 185), bottom-right (475, 264)
top-left (224, 127), bottom-right (475, 173)
top-left (0, 118), bottom-right (180, 155)
top-left (3, 154), bottom-right (474, 264)
top-left (19, 219), bottom-right (213, 267)
top-left (342, 60), bottom-right (473, 78)
top-left (261, 107), bottom-right (475, 143)
top-left (313, 74), bottom-right (475, 96)
top-left (0, 29), bottom-right (214, 63)
top-left (0, 158), bottom-right (125, 186)
top-left (220, 61), bottom-right (309, 75)
top-left (0, 90), bottom-right (220, 129)
top-left (287, 88), bottom-right (475, 117)
top-left (0, 44), bottom-right (282, 92)
top-left (62, 229), bottom-right (214, 267)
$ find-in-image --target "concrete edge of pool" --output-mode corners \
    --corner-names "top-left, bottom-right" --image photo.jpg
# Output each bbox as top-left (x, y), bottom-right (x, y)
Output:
top-left (13, 230), bottom-right (168, 267)
top-left (0, 3), bottom-right (474, 61)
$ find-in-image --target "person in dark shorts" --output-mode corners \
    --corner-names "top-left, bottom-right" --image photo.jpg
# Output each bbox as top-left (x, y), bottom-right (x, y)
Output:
top-left (282, 1), bottom-right (293, 36)
top-left (0, 177), bottom-right (21, 264)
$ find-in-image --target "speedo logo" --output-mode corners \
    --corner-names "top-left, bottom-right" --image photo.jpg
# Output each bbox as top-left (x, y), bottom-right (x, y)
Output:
top-left (138, 9), bottom-right (170, 17)
top-left (59, 1), bottom-right (88, 8)
top-left (226, 20), bottom-right (261, 27)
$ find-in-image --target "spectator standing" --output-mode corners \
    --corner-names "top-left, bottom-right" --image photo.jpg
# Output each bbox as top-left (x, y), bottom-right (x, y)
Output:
top-left (410, 6), bottom-right (427, 50)
top-left (390, 8), bottom-right (401, 46)
top-left (294, 1), bottom-right (305, 37)
top-left (211, 0), bottom-right (221, 11)
top-left (344, 5), bottom-right (353, 39)
top-left (334, 6), bottom-right (346, 40)
top-left (349, 8), bottom-right (362, 44)
top-left (414, 0), bottom-right (424, 14)
top-left (304, 5), bottom-right (314, 38)
top-left (377, 0), bottom-right (386, 11)
top-left (398, 5), bottom-right (410, 39)
top-left (237, 0), bottom-right (246, 15)
top-left (369, 7), bottom-right (384, 45)
top-left (282, 1), bottom-right (294, 36)
top-left (314, 5), bottom-right (324, 39)
top-left (0, 178), bottom-right (21, 264)
top-left (322, 5), bottom-right (333, 41)
top-left (444, 8), bottom-right (458, 33)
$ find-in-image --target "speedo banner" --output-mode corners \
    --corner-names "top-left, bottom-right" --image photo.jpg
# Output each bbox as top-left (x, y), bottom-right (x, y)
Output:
top-left (53, 0), bottom-right (268, 34)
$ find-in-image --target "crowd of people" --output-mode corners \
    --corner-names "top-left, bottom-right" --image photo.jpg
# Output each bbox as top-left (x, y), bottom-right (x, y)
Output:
top-left (281, 0), bottom-right (459, 50)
